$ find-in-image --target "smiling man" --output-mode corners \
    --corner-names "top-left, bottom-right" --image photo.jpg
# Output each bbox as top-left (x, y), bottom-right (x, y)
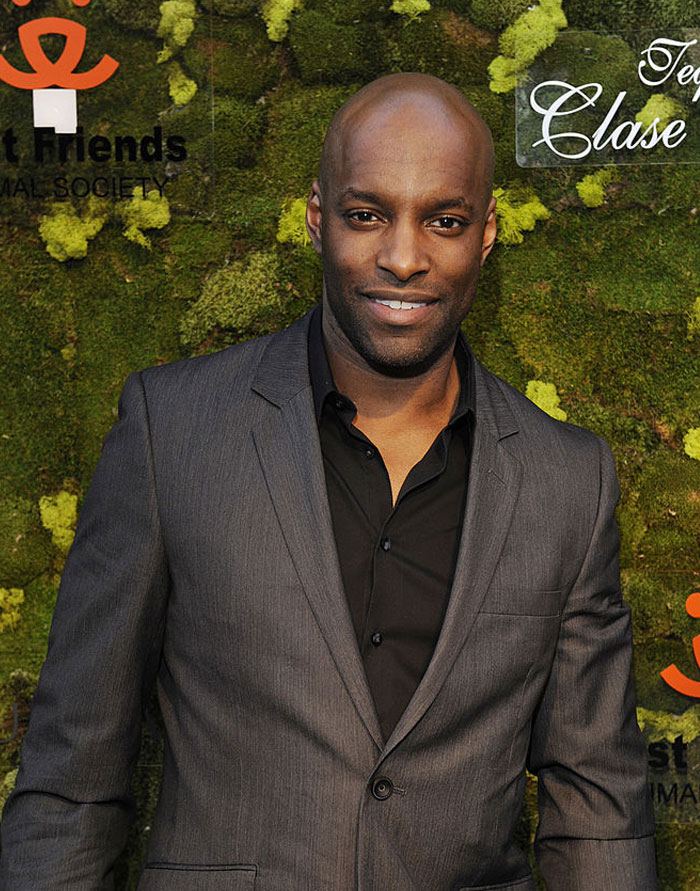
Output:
top-left (1, 74), bottom-right (657, 891)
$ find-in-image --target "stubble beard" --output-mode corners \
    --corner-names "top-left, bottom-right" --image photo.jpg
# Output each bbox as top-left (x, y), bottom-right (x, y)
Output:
top-left (324, 285), bottom-right (466, 380)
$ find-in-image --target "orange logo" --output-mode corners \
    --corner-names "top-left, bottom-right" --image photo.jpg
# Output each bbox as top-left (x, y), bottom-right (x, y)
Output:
top-left (661, 592), bottom-right (700, 697)
top-left (0, 0), bottom-right (119, 91)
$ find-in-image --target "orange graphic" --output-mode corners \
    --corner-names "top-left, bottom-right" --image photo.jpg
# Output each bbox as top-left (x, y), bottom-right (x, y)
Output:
top-left (661, 593), bottom-right (700, 697)
top-left (0, 0), bottom-right (118, 90)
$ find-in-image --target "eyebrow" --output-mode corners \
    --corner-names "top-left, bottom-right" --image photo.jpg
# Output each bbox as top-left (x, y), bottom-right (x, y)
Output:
top-left (337, 188), bottom-right (475, 215)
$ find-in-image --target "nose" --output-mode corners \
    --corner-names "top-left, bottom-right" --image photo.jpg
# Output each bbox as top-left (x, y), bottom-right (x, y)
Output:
top-left (376, 219), bottom-right (429, 282)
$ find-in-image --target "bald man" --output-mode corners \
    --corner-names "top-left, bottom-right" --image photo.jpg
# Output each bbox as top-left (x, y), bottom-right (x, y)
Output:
top-left (1, 74), bottom-right (657, 891)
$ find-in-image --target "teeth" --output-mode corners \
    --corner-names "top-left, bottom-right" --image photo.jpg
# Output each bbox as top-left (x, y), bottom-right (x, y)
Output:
top-left (373, 299), bottom-right (428, 310)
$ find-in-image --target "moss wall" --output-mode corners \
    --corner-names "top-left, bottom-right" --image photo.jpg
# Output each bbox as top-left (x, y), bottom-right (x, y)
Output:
top-left (1, 0), bottom-right (699, 887)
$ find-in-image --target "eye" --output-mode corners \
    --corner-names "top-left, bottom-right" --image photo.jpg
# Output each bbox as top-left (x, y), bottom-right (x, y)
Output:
top-left (346, 210), bottom-right (380, 225)
top-left (429, 216), bottom-right (464, 232)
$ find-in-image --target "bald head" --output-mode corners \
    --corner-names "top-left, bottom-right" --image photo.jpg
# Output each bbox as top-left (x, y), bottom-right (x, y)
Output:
top-left (319, 73), bottom-right (495, 212)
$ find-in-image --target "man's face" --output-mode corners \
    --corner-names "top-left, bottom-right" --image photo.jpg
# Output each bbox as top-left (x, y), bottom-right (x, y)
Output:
top-left (307, 97), bottom-right (497, 377)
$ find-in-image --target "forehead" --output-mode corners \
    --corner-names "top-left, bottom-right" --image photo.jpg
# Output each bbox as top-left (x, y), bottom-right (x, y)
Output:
top-left (329, 97), bottom-right (488, 206)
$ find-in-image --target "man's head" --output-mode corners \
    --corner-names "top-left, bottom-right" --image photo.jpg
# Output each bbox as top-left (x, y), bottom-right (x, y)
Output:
top-left (306, 72), bottom-right (497, 378)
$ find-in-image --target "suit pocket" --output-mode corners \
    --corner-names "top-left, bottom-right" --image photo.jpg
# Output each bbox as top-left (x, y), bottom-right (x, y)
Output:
top-left (480, 587), bottom-right (563, 617)
top-left (138, 863), bottom-right (256, 890)
top-left (459, 876), bottom-right (535, 890)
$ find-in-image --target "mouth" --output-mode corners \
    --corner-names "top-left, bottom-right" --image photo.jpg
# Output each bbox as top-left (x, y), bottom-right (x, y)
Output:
top-left (363, 291), bottom-right (436, 312)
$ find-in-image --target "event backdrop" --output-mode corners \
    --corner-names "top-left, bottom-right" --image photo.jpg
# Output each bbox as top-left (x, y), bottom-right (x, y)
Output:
top-left (1, 0), bottom-right (699, 887)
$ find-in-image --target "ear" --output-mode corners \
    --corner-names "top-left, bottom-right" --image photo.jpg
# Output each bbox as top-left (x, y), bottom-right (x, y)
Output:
top-left (306, 180), bottom-right (323, 255)
top-left (480, 195), bottom-right (498, 267)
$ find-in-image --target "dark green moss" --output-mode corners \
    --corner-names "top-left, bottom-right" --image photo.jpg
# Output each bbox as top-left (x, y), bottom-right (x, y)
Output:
top-left (0, 498), bottom-right (51, 589)
top-left (289, 10), bottom-right (384, 84)
top-left (103, 0), bottom-right (162, 33)
top-left (311, 0), bottom-right (392, 23)
top-left (390, 9), bottom-right (496, 89)
top-left (468, 0), bottom-right (532, 32)
top-left (184, 16), bottom-right (282, 100)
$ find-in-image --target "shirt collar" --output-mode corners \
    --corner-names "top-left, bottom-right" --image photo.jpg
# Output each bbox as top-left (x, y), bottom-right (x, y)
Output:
top-left (307, 304), bottom-right (475, 425)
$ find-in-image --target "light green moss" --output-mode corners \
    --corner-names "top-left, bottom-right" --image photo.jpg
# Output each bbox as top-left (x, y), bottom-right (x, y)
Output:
top-left (636, 94), bottom-right (687, 134)
top-left (38, 200), bottom-right (108, 263)
top-left (157, 0), bottom-right (197, 63)
top-left (637, 705), bottom-right (700, 743)
top-left (277, 198), bottom-right (311, 247)
top-left (262, 0), bottom-right (303, 42)
top-left (181, 250), bottom-right (285, 347)
top-left (0, 768), bottom-right (18, 812)
top-left (525, 380), bottom-right (567, 421)
top-left (0, 588), bottom-right (24, 633)
top-left (391, 0), bottom-right (431, 19)
top-left (118, 189), bottom-right (171, 250)
top-left (493, 186), bottom-right (549, 244)
top-left (576, 167), bottom-right (617, 209)
top-left (688, 297), bottom-right (700, 341)
top-left (168, 62), bottom-right (198, 106)
top-left (683, 427), bottom-right (700, 461)
top-left (488, 0), bottom-right (567, 93)
top-left (39, 492), bottom-right (78, 554)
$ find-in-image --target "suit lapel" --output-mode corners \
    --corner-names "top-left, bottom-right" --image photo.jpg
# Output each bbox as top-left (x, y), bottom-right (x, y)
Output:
top-left (382, 360), bottom-right (523, 756)
top-left (251, 315), bottom-right (384, 750)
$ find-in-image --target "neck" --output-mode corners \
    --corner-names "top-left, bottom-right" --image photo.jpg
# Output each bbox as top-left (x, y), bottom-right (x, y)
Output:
top-left (322, 314), bottom-right (460, 426)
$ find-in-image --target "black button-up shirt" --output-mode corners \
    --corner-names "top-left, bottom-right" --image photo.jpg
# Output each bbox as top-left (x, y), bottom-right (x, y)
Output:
top-left (308, 307), bottom-right (475, 740)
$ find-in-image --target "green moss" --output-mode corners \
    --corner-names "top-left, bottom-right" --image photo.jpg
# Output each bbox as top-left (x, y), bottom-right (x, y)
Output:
top-left (391, 9), bottom-right (496, 89)
top-left (259, 82), bottom-right (357, 198)
top-left (311, 0), bottom-right (391, 24)
top-left (38, 200), bottom-right (108, 263)
top-left (685, 297), bottom-right (700, 342)
top-left (168, 62), bottom-right (198, 106)
top-left (201, 0), bottom-right (258, 14)
top-left (157, 0), bottom-right (198, 63)
top-left (0, 588), bottom-right (24, 633)
top-left (262, 0), bottom-right (303, 42)
top-left (118, 189), bottom-right (171, 250)
top-left (391, 0), bottom-right (431, 18)
top-left (525, 380), bottom-right (566, 421)
top-left (488, 0), bottom-right (567, 93)
top-left (183, 17), bottom-right (281, 100)
top-left (683, 428), bottom-right (700, 461)
top-left (277, 198), bottom-right (311, 247)
top-left (576, 168), bottom-right (618, 209)
top-left (638, 705), bottom-right (700, 743)
top-left (493, 185), bottom-right (549, 245)
top-left (623, 572), bottom-right (673, 641)
top-left (0, 498), bottom-right (50, 588)
top-left (289, 10), bottom-right (382, 84)
top-left (636, 95), bottom-right (687, 134)
top-left (468, 0), bottom-right (532, 32)
top-left (103, 0), bottom-right (162, 32)
top-left (180, 249), bottom-right (288, 349)
top-left (39, 491), bottom-right (78, 554)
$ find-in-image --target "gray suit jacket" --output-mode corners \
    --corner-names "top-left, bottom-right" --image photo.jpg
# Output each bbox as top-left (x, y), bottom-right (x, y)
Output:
top-left (1, 310), bottom-right (657, 891)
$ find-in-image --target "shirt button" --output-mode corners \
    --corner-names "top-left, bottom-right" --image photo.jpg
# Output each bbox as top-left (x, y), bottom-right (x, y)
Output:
top-left (371, 777), bottom-right (394, 800)
top-left (371, 632), bottom-right (383, 646)
top-left (364, 447), bottom-right (374, 459)
top-left (380, 537), bottom-right (391, 552)
top-left (334, 396), bottom-right (345, 410)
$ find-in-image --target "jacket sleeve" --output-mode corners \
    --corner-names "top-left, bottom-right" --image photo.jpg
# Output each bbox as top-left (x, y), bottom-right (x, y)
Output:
top-left (0, 372), bottom-right (170, 890)
top-left (528, 437), bottom-right (658, 890)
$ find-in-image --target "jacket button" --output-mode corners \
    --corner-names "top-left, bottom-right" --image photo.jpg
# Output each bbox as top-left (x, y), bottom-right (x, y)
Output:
top-left (371, 777), bottom-right (394, 800)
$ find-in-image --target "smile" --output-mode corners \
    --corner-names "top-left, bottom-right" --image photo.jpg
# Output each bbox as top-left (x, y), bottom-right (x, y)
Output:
top-left (370, 298), bottom-right (430, 310)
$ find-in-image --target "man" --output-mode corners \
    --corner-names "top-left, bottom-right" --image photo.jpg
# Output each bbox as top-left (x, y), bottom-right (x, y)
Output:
top-left (1, 73), bottom-right (657, 890)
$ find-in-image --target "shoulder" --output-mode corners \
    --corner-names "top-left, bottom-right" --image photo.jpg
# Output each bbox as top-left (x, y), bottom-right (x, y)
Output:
top-left (474, 359), bottom-right (615, 480)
